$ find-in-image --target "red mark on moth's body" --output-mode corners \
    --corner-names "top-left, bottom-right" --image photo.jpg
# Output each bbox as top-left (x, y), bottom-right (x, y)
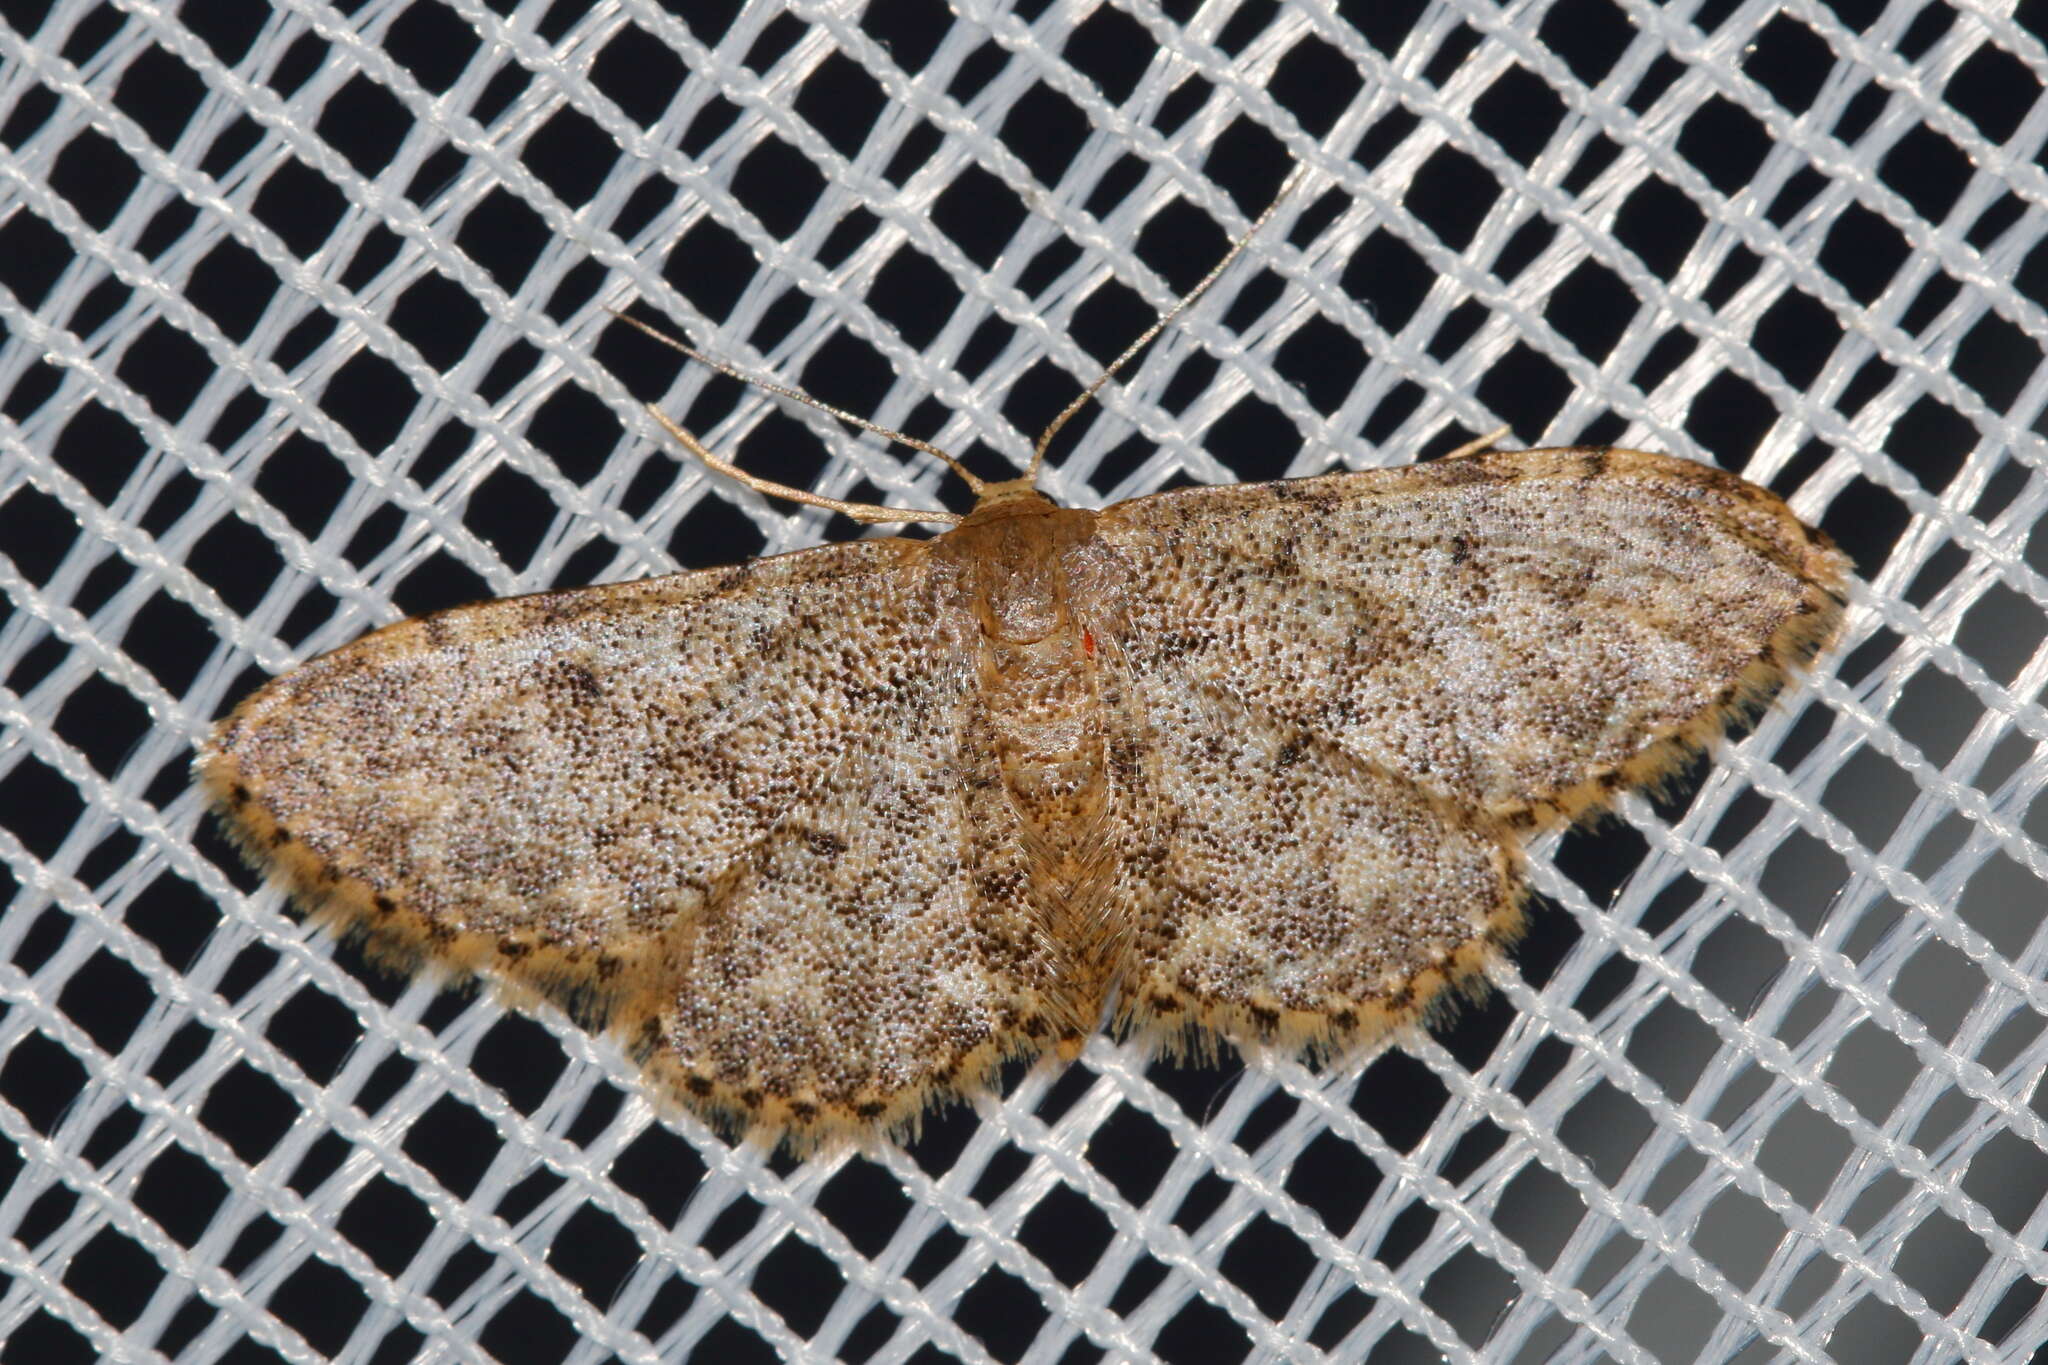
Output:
top-left (1082, 628), bottom-right (1096, 657)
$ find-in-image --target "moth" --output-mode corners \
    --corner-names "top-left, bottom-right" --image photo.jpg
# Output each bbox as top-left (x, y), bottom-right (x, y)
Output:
top-left (198, 202), bottom-right (1849, 1147)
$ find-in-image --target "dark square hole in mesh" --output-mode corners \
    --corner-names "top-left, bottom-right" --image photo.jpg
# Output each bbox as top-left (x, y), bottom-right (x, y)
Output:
top-left (525, 105), bottom-right (617, 211)
top-left (1892, 266), bottom-right (1957, 339)
top-left (1677, 95), bottom-right (1772, 197)
top-left (751, 1233), bottom-right (843, 1339)
top-left (550, 1201), bottom-right (640, 1308)
top-left (793, 52), bottom-right (888, 158)
top-left (116, 317), bottom-right (214, 423)
top-left (1085, 1101), bottom-right (1176, 1205)
top-left (1474, 341), bottom-right (1570, 438)
top-left (54, 671), bottom-right (150, 779)
top-left (1404, 145), bottom-right (1500, 253)
top-left (954, 1265), bottom-right (1047, 1362)
top-left (1753, 287), bottom-right (1843, 391)
top-left (270, 1254), bottom-right (369, 1357)
top-left (1016, 1181), bottom-right (1114, 1288)
top-left (1287, 1129), bottom-right (1382, 1238)
top-left (1882, 122), bottom-right (1973, 223)
top-left (253, 432), bottom-right (353, 540)
top-left (1155, 1293), bottom-right (1253, 1365)
top-left (384, 0), bottom-right (480, 94)
top-left (666, 215), bottom-right (759, 324)
top-left (1744, 16), bottom-right (1832, 114)
top-left (252, 155), bottom-right (347, 260)
top-left (323, 349), bottom-right (420, 455)
top-left (1819, 474), bottom-right (1909, 578)
top-left (63, 1224), bottom-right (163, 1329)
top-left (1827, 1292), bottom-right (1920, 1365)
top-left (1063, 6), bottom-right (1152, 105)
top-left (57, 947), bottom-right (152, 1054)
top-left (423, 1238), bottom-right (495, 1308)
top-left (403, 1094), bottom-right (500, 1199)
top-left (1206, 393), bottom-right (1297, 476)
top-left (4, 361), bottom-right (62, 436)
top-left (390, 271), bottom-right (488, 375)
top-left (1681, 369), bottom-right (1774, 466)
top-left (999, 81), bottom-right (1090, 187)
top-left (201, 1059), bottom-right (299, 1164)
top-left (460, 186), bottom-right (550, 295)
top-left (592, 24), bottom-right (687, 129)
top-left (1263, 33), bottom-right (1358, 137)
top-left (1421, 1244), bottom-right (1517, 1349)
top-left (1548, 258), bottom-right (1637, 365)
top-left (266, 984), bottom-right (361, 1086)
top-left (125, 866), bottom-right (219, 974)
top-left (1426, 299), bottom-right (1487, 363)
top-left (1561, 1079), bottom-right (1654, 1186)
top-left (1613, 176), bottom-right (1704, 283)
top-left (1275, 314), bottom-right (1368, 417)
top-left (1957, 580), bottom-right (2048, 691)
top-left (0, 753), bottom-right (88, 864)
top-left (0, 1309), bottom-right (94, 1365)
top-left (1956, 311), bottom-right (2042, 413)
top-left (189, 508), bottom-right (287, 617)
top-left (1948, 41), bottom-right (2040, 144)
top-left (1352, 1050), bottom-right (1446, 1154)
top-left (49, 126), bottom-right (141, 231)
top-left (1495, 1161), bottom-right (1585, 1270)
top-left (816, 1159), bottom-right (910, 1258)
top-left (1537, 0), bottom-right (1634, 83)
top-left (670, 474), bottom-right (769, 568)
top-left (462, 463), bottom-right (555, 575)
top-left (841, 1302), bottom-right (900, 1363)
top-left (337, 1173), bottom-right (436, 1276)
top-left (54, 402), bottom-right (146, 506)
top-left (733, 135), bottom-right (826, 243)
top-left (870, 240), bottom-right (963, 350)
top-left (1472, 64), bottom-right (1567, 168)
top-left (480, 1288), bottom-right (580, 1365)
top-left (273, 307), bottom-right (340, 375)
top-left (1221, 1212), bottom-right (1316, 1321)
top-left (188, 237), bottom-right (280, 342)
top-left (934, 163), bottom-right (1027, 271)
top-left (315, 73), bottom-right (409, 179)
top-left (110, 42), bottom-right (204, 148)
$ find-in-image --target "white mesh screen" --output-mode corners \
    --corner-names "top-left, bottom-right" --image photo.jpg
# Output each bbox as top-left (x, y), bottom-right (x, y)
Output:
top-left (4, 1), bottom-right (2047, 1360)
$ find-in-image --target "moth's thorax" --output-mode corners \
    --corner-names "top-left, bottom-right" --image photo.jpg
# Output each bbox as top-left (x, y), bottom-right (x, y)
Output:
top-left (933, 491), bottom-right (1101, 644)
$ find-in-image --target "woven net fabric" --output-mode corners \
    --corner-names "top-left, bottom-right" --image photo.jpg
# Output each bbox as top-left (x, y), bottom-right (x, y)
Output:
top-left (3, 0), bottom-right (2046, 1360)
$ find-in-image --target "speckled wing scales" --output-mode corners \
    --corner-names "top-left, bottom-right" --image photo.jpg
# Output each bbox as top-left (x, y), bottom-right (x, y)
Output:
top-left (200, 537), bottom-right (1056, 1144)
top-left (1096, 446), bottom-right (1848, 1047)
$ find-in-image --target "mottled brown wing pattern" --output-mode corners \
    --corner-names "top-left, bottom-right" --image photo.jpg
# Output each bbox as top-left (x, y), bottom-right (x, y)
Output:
top-left (201, 536), bottom-right (1058, 1143)
top-left (1095, 447), bottom-right (1847, 1048)
top-left (1098, 447), bottom-right (1849, 828)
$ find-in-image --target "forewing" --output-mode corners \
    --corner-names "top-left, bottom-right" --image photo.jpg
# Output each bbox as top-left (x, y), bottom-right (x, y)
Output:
top-left (202, 537), bottom-right (1057, 1138)
top-left (1096, 447), bottom-right (1849, 829)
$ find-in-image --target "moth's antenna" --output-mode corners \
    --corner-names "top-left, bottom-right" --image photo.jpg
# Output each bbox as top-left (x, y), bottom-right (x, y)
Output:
top-left (612, 309), bottom-right (984, 514)
top-left (1029, 169), bottom-right (1306, 481)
